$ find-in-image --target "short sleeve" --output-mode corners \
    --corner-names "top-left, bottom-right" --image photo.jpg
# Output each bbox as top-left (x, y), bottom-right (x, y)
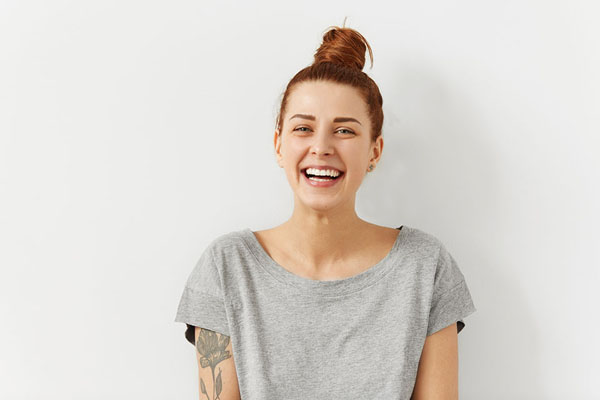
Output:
top-left (174, 244), bottom-right (231, 345)
top-left (426, 242), bottom-right (477, 337)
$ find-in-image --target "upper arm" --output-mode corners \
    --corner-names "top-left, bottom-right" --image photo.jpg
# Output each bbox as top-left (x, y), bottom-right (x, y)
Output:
top-left (411, 322), bottom-right (459, 400)
top-left (194, 326), bottom-right (241, 400)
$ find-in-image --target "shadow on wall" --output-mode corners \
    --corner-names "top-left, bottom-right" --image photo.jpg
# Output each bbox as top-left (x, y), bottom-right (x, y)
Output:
top-left (357, 61), bottom-right (543, 398)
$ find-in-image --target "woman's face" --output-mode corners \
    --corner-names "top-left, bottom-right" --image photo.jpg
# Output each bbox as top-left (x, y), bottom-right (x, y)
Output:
top-left (274, 80), bottom-right (383, 212)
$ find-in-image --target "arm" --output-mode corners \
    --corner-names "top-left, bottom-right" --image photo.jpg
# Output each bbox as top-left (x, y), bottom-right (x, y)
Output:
top-left (194, 326), bottom-right (241, 400)
top-left (411, 322), bottom-right (459, 400)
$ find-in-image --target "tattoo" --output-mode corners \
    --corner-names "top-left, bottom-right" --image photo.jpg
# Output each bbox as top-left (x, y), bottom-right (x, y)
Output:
top-left (196, 328), bottom-right (232, 400)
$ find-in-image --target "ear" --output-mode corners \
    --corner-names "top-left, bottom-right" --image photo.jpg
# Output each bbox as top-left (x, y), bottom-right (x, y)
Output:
top-left (369, 135), bottom-right (383, 167)
top-left (274, 129), bottom-right (283, 167)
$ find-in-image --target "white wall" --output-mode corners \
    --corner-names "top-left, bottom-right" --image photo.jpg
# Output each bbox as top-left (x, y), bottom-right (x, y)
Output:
top-left (1, 1), bottom-right (598, 399)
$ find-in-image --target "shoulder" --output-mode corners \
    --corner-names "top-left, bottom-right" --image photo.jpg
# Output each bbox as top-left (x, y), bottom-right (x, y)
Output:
top-left (406, 227), bottom-right (470, 298)
top-left (400, 225), bottom-right (445, 257)
top-left (203, 229), bottom-right (249, 254)
top-left (185, 229), bottom-right (252, 289)
top-left (199, 229), bottom-right (257, 275)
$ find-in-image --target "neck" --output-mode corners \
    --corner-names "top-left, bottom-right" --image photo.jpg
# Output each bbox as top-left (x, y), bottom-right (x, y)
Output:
top-left (278, 210), bottom-right (373, 272)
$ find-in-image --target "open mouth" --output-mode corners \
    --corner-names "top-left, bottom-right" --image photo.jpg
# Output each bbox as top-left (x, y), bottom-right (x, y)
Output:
top-left (301, 168), bottom-right (345, 181)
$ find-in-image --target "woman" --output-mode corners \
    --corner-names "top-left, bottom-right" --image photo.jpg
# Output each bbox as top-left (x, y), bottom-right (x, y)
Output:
top-left (175, 23), bottom-right (477, 400)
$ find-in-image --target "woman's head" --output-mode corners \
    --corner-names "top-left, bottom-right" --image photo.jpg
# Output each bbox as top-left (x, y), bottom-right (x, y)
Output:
top-left (275, 25), bottom-right (384, 143)
top-left (274, 24), bottom-right (385, 214)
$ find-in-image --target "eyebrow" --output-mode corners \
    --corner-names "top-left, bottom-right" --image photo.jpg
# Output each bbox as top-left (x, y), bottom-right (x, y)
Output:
top-left (289, 113), bottom-right (362, 125)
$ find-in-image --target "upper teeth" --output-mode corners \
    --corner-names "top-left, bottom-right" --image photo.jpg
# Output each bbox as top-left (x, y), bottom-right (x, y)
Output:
top-left (306, 168), bottom-right (341, 177)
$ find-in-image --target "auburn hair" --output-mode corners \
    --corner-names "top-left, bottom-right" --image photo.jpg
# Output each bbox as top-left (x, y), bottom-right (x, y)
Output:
top-left (275, 23), bottom-right (384, 143)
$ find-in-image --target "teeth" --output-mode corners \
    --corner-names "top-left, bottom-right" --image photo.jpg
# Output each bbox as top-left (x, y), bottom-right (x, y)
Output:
top-left (305, 168), bottom-right (341, 178)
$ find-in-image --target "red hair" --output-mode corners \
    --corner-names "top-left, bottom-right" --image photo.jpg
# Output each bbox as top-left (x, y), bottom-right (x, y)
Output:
top-left (275, 24), bottom-right (384, 142)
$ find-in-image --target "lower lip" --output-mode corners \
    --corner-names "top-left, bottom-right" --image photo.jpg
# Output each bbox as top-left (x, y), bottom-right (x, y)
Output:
top-left (302, 171), bottom-right (344, 187)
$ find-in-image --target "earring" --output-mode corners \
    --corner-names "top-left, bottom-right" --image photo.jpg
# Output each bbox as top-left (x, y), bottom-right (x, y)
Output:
top-left (368, 164), bottom-right (374, 172)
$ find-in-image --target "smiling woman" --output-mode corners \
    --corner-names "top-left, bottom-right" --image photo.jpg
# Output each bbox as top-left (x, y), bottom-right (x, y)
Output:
top-left (175, 19), bottom-right (477, 400)
top-left (275, 79), bottom-right (378, 206)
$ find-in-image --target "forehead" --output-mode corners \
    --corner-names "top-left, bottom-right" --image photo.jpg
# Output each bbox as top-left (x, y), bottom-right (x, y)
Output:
top-left (286, 80), bottom-right (368, 119)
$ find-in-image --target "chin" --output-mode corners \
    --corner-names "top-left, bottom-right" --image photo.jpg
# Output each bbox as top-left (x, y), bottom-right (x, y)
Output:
top-left (298, 194), bottom-right (349, 211)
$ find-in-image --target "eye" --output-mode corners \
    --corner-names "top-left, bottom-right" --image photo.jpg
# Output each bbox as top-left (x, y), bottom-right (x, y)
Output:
top-left (292, 127), bottom-right (355, 135)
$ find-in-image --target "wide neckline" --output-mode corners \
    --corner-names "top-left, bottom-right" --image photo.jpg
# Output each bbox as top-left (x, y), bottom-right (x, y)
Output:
top-left (240, 225), bottom-right (410, 297)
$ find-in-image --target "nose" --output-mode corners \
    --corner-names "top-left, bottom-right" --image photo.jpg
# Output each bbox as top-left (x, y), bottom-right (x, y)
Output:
top-left (309, 127), bottom-right (335, 156)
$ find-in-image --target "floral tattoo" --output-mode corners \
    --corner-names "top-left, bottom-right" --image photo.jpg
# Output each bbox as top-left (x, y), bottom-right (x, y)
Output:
top-left (196, 328), bottom-right (232, 400)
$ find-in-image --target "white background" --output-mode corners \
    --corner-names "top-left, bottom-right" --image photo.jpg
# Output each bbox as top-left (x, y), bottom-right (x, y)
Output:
top-left (1, 0), bottom-right (598, 399)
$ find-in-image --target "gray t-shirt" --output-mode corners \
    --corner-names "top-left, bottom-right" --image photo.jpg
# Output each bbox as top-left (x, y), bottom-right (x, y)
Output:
top-left (174, 225), bottom-right (476, 399)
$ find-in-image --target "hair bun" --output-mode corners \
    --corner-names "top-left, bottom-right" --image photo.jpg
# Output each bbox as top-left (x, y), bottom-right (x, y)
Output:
top-left (313, 24), bottom-right (374, 71)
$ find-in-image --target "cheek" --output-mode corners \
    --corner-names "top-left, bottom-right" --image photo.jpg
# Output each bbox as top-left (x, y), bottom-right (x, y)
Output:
top-left (340, 145), bottom-right (369, 166)
top-left (284, 138), bottom-right (306, 153)
top-left (281, 140), bottom-right (306, 168)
